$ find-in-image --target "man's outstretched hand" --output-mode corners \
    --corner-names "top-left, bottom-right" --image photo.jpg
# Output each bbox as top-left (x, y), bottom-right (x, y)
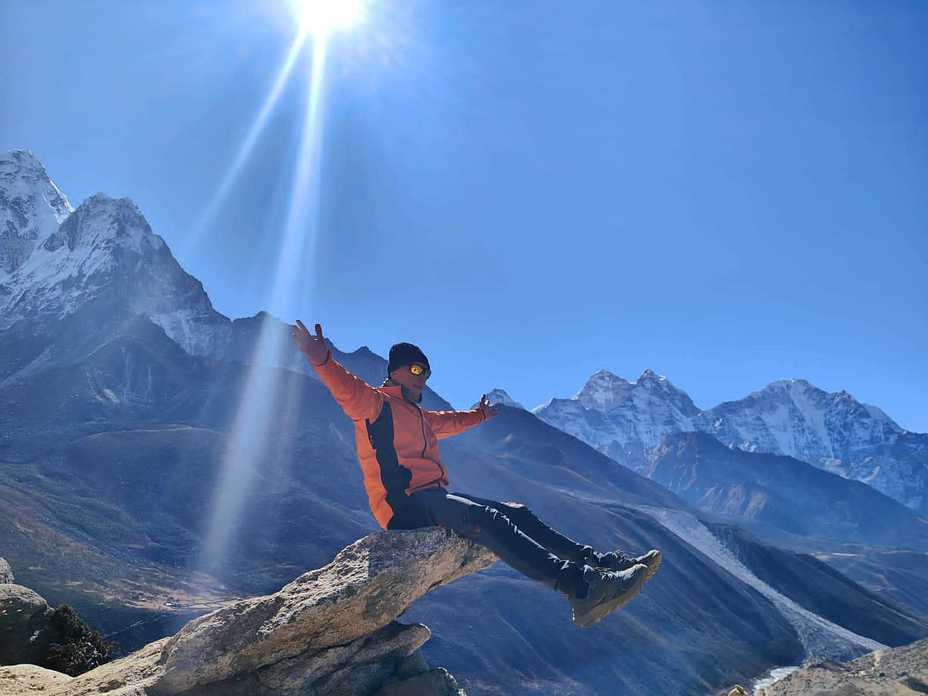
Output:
top-left (291, 320), bottom-right (329, 365)
top-left (478, 393), bottom-right (499, 421)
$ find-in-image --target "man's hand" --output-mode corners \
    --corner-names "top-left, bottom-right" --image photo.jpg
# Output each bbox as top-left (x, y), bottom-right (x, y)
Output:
top-left (291, 320), bottom-right (329, 365)
top-left (478, 393), bottom-right (498, 420)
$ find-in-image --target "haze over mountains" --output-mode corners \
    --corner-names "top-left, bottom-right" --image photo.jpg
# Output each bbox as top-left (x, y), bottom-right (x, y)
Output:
top-left (2, 149), bottom-right (927, 695)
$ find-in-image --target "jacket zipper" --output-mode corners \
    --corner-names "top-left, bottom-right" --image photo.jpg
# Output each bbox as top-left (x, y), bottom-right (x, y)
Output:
top-left (416, 404), bottom-right (446, 485)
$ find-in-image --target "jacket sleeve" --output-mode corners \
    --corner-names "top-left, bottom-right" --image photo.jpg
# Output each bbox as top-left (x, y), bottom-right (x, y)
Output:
top-left (423, 407), bottom-right (486, 440)
top-left (308, 350), bottom-right (383, 422)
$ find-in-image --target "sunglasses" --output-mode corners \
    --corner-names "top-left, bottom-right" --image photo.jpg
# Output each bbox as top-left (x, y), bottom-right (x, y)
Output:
top-left (408, 363), bottom-right (431, 377)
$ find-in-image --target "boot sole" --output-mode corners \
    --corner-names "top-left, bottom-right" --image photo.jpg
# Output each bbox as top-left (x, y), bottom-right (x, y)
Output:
top-left (602, 549), bottom-right (663, 579)
top-left (643, 550), bottom-right (662, 580)
top-left (572, 567), bottom-right (650, 628)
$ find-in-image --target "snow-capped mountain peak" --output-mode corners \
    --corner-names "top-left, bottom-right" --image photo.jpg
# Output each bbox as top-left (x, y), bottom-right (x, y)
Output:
top-left (0, 150), bottom-right (73, 278)
top-left (0, 152), bottom-right (230, 357)
top-left (635, 368), bottom-right (697, 405)
top-left (41, 193), bottom-right (166, 258)
top-left (534, 367), bottom-right (700, 470)
top-left (575, 368), bottom-right (633, 412)
top-left (485, 388), bottom-right (524, 410)
top-left (3, 194), bottom-right (171, 326)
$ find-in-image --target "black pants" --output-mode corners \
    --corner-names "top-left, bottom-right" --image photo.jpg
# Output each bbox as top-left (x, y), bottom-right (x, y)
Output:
top-left (389, 487), bottom-right (596, 594)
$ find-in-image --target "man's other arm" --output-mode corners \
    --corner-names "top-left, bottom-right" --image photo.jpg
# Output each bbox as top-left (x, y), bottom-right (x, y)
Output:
top-left (309, 350), bottom-right (383, 422)
top-left (424, 408), bottom-right (486, 440)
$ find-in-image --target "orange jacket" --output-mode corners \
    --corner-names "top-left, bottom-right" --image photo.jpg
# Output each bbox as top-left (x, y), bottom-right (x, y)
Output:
top-left (309, 349), bottom-right (487, 529)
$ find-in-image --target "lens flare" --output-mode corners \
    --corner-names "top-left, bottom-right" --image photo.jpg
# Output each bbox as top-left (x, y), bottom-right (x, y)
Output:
top-left (291, 0), bottom-right (364, 37)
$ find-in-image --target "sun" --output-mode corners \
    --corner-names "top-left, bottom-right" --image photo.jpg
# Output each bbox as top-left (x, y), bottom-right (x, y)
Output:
top-left (290, 0), bottom-right (364, 37)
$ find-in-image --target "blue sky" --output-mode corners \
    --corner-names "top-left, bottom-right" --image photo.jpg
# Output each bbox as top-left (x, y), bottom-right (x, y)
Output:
top-left (2, 0), bottom-right (925, 430)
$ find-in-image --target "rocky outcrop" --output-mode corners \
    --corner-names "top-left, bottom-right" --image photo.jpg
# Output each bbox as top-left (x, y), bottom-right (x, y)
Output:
top-left (44, 528), bottom-right (495, 695)
top-left (0, 582), bottom-right (51, 665)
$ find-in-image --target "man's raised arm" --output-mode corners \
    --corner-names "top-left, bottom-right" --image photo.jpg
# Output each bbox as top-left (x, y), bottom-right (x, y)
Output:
top-left (291, 321), bottom-right (382, 422)
top-left (424, 394), bottom-right (498, 440)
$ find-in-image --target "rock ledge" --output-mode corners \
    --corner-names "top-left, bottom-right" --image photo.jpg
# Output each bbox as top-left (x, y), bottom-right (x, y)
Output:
top-left (35, 528), bottom-right (496, 696)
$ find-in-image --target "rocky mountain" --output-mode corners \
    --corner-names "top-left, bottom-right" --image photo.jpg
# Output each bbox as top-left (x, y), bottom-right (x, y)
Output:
top-left (534, 370), bottom-right (928, 513)
top-left (2, 150), bottom-right (926, 695)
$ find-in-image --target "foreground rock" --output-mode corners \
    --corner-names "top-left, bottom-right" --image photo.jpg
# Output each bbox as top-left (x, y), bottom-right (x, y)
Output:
top-left (0, 665), bottom-right (72, 695)
top-left (745, 637), bottom-right (928, 695)
top-left (48, 528), bottom-right (496, 695)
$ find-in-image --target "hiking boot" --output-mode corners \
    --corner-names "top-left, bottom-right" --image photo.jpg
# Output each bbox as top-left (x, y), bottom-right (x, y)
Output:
top-left (569, 563), bottom-right (649, 628)
top-left (597, 548), bottom-right (662, 580)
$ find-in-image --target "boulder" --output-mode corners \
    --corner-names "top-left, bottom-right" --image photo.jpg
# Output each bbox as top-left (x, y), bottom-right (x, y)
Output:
top-left (51, 527), bottom-right (496, 695)
top-left (0, 585), bottom-right (51, 665)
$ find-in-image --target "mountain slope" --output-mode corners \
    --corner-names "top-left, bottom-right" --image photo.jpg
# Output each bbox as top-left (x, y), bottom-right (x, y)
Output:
top-left (645, 431), bottom-right (928, 551)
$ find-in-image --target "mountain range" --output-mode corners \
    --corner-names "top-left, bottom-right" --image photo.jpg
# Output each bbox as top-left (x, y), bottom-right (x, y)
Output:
top-left (532, 368), bottom-right (928, 514)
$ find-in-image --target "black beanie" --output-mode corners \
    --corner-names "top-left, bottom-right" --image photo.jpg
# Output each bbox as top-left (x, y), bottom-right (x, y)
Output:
top-left (387, 342), bottom-right (430, 375)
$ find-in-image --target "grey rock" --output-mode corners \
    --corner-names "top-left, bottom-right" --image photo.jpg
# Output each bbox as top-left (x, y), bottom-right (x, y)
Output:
top-left (0, 584), bottom-right (51, 665)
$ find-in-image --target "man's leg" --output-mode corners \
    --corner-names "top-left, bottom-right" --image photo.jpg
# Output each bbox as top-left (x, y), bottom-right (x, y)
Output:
top-left (448, 491), bottom-right (600, 566)
top-left (406, 488), bottom-right (589, 597)
top-left (447, 491), bottom-right (660, 576)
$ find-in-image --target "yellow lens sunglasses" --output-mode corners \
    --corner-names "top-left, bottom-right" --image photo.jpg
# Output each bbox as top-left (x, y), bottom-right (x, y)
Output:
top-left (408, 363), bottom-right (430, 377)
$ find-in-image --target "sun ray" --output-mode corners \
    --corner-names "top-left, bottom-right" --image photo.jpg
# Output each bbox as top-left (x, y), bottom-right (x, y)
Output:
top-left (199, 34), bottom-right (333, 577)
top-left (180, 32), bottom-right (308, 259)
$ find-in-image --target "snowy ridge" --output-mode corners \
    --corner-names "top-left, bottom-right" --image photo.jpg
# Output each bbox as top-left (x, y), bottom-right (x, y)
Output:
top-left (703, 378), bottom-right (925, 511)
top-left (706, 379), bottom-right (898, 468)
top-left (534, 369), bottom-right (699, 471)
top-left (536, 370), bottom-right (928, 512)
top-left (638, 505), bottom-right (886, 661)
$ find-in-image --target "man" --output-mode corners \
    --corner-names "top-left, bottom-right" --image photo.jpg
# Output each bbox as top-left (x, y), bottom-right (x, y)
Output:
top-left (290, 320), bottom-right (660, 627)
